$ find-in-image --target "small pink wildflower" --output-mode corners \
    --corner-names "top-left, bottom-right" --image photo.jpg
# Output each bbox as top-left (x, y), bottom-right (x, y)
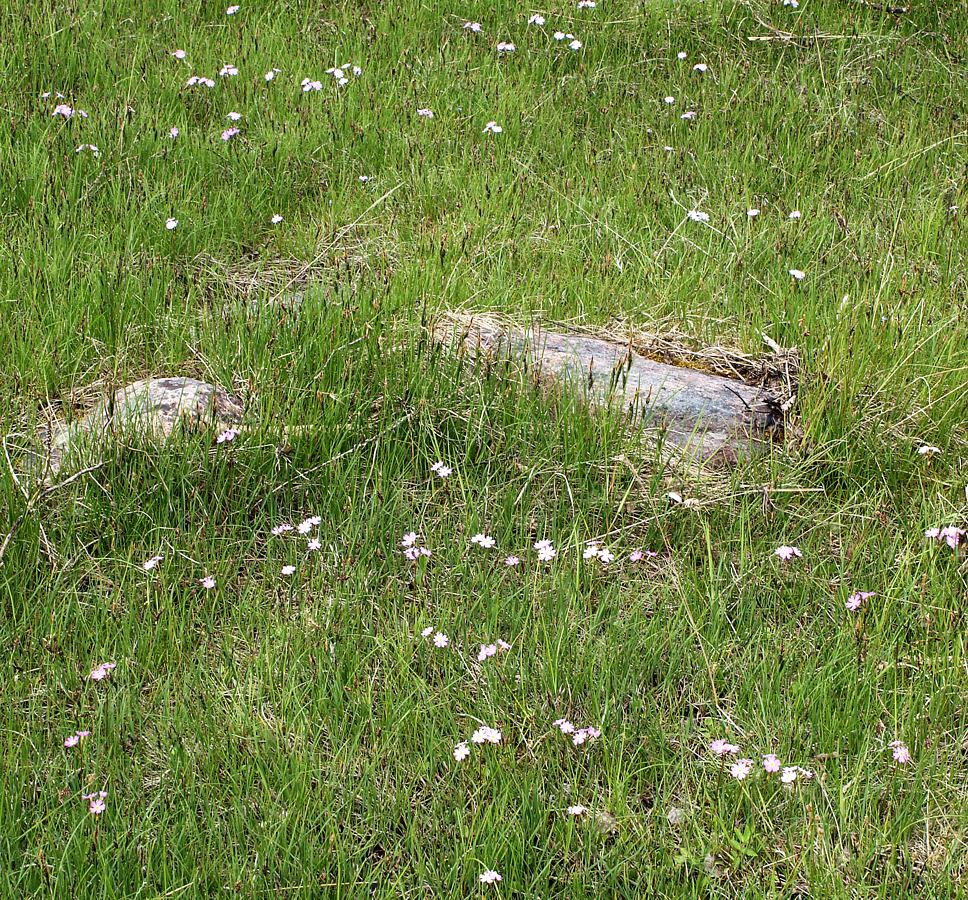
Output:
top-left (710, 739), bottom-right (740, 757)
top-left (271, 523), bottom-right (293, 536)
top-left (271, 214), bottom-right (283, 224)
top-left (420, 626), bottom-right (434, 638)
top-left (567, 804), bottom-right (587, 815)
top-left (463, 20), bottom-right (483, 32)
top-left (454, 741), bottom-right (470, 761)
top-left (889, 741), bottom-right (911, 764)
top-left (281, 564), bottom-right (296, 576)
top-left (504, 555), bottom-right (520, 567)
top-left (221, 127), bottom-right (240, 141)
top-left (171, 49), bottom-right (187, 60)
top-left (470, 533), bottom-right (496, 549)
top-left (84, 791), bottom-right (108, 815)
top-left (917, 445), bottom-right (941, 456)
top-left (762, 753), bottom-right (781, 773)
top-left (471, 726), bottom-right (501, 745)
top-left (64, 734), bottom-right (80, 748)
top-left (846, 590), bottom-right (874, 611)
top-left (169, 126), bottom-right (179, 139)
top-left (478, 643), bottom-right (497, 661)
top-left (400, 531), bottom-right (418, 548)
top-left (200, 576), bottom-right (216, 590)
top-left (433, 632), bottom-right (449, 648)
top-left (88, 662), bottom-right (116, 682)
top-left (143, 554), bottom-right (164, 571)
top-left (216, 428), bottom-right (237, 443)
top-left (297, 516), bottom-right (320, 534)
top-left (219, 64), bottom-right (238, 78)
top-left (430, 460), bottom-right (452, 478)
top-left (226, 4), bottom-right (240, 13)
top-left (730, 758), bottom-right (754, 780)
top-left (774, 545), bottom-right (802, 562)
top-left (480, 870), bottom-right (502, 885)
top-left (554, 718), bottom-right (575, 734)
top-left (307, 538), bottom-right (322, 551)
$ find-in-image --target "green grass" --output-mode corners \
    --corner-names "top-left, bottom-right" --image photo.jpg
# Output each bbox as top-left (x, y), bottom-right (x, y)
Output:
top-left (1, 0), bottom-right (967, 895)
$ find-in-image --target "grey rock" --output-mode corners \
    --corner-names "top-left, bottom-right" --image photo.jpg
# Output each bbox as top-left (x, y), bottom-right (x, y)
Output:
top-left (43, 377), bottom-right (244, 477)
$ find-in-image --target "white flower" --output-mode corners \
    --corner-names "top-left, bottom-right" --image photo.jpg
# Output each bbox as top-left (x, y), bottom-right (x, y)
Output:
top-left (470, 533), bottom-right (496, 548)
top-left (747, 208), bottom-right (760, 217)
top-left (219, 64), bottom-right (238, 77)
top-left (693, 63), bottom-right (708, 73)
top-left (420, 626), bottom-right (434, 637)
top-left (483, 120), bottom-right (503, 134)
top-left (463, 20), bottom-right (482, 31)
top-left (265, 68), bottom-right (280, 81)
top-left (169, 126), bottom-right (179, 138)
top-left (453, 741), bottom-right (470, 761)
top-left (788, 209), bottom-right (801, 219)
top-left (75, 144), bottom-right (100, 157)
top-left (417, 107), bottom-right (434, 118)
top-left (496, 41), bottom-right (516, 53)
top-left (677, 51), bottom-right (687, 60)
top-left (302, 79), bottom-right (323, 92)
top-left (433, 632), bottom-right (449, 648)
top-left (200, 576), bottom-right (216, 590)
top-left (143, 554), bottom-right (164, 570)
top-left (569, 39), bottom-right (582, 50)
top-left (281, 564), bottom-right (296, 576)
top-left (687, 209), bottom-right (710, 223)
top-left (553, 31), bottom-right (567, 40)
top-left (479, 870), bottom-right (502, 885)
top-left (567, 804), bottom-right (587, 815)
top-left (680, 110), bottom-right (696, 120)
top-left (471, 726), bottom-right (502, 744)
top-left (271, 214), bottom-right (283, 224)
top-left (789, 268), bottom-right (806, 281)
top-left (664, 95), bottom-right (675, 104)
top-left (783, 0), bottom-right (799, 7)
top-left (578, 0), bottom-right (596, 6)
top-left (226, 111), bottom-right (242, 121)
top-left (226, 4), bottom-right (240, 14)
top-left (917, 445), bottom-right (941, 456)
top-left (165, 218), bottom-right (178, 230)
top-left (528, 14), bottom-right (545, 25)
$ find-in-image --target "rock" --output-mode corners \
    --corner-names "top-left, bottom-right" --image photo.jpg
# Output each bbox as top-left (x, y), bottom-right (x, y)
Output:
top-left (436, 317), bottom-right (788, 466)
top-left (43, 377), bottom-right (244, 476)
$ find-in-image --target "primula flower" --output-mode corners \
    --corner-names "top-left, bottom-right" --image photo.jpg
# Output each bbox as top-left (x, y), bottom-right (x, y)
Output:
top-left (567, 804), bottom-right (587, 815)
top-left (789, 269), bottom-right (806, 281)
top-left (774, 545), bottom-right (802, 562)
top-left (629, 549), bottom-right (658, 562)
top-left (693, 63), bottom-right (708, 72)
top-left (478, 643), bottom-right (498, 661)
top-left (569, 39), bottom-right (582, 50)
top-left (528, 14), bottom-right (545, 25)
top-left (677, 51), bottom-right (687, 60)
top-left (400, 532), bottom-right (418, 548)
top-left (917, 445), bottom-right (941, 456)
top-left (504, 555), bottom-right (520, 567)
top-left (553, 31), bottom-right (568, 40)
top-left (762, 753), bottom-right (781, 773)
top-left (496, 41), bottom-right (516, 52)
top-left (143, 554), bottom-right (164, 570)
top-left (433, 632), bottom-right (449, 648)
top-left (64, 734), bottom-right (80, 748)
top-left (165, 218), bottom-right (178, 230)
top-left (216, 428), bottom-right (237, 443)
top-left (454, 741), bottom-right (470, 761)
top-left (747, 208), bottom-right (760, 217)
top-left (420, 626), bottom-right (434, 638)
top-left (200, 576), bottom-right (216, 590)
top-left (578, 0), bottom-right (596, 6)
top-left (788, 210), bottom-right (801, 219)
top-left (470, 533), bottom-right (496, 548)
top-left (75, 144), bottom-right (100, 157)
top-left (664, 95), bottom-right (675, 104)
top-left (169, 126), bottom-right (179, 139)
top-left (221, 127), bottom-right (240, 141)
top-left (271, 523), bottom-right (293, 536)
top-left (730, 758), bottom-right (754, 780)
top-left (430, 460), bottom-right (452, 478)
top-left (89, 662), bottom-right (116, 682)
top-left (226, 4), bottom-right (240, 14)
top-left (471, 726), bottom-right (502, 745)
top-left (171, 49), bottom-right (187, 60)
top-left (480, 870), bottom-right (502, 885)
top-left (416, 108), bottom-right (434, 118)
top-left (226, 111), bottom-right (242, 121)
top-left (710, 739), bottom-right (739, 757)
top-left (84, 791), bottom-right (107, 815)
top-left (554, 718), bottom-right (575, 734)
top-left (846, 590), bottom-right (874, 611)
top-left (463, 21), bottom-right (483, 31)
top-left (265, 68), bottom-right (281, 81)
top-left (889, 740), bottom-right (911, 764)
top-left (281, 564), bottom-right (296, 576)
top-left (307, 538), bottom-right (321, 551)
top-left (52, 104), bottom-right (85, 119)
top-left (483, 121), bottom-right (503, 134)
top-left (219, 64), bottom-right (238, 77)
top-left (687, 209), bottom-right (709, 223)
top-left (680, 110), bottom-right (696, 120)
top-left (302, 79), bottom-right (323, 92)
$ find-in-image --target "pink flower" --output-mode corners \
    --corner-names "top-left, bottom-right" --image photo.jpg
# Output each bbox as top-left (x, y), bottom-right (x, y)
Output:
top-left (199, 576), bottom-right (216, 590)
top-left (88, 662), bottom-right (116, 682)
top-left (889, 741), bottom-right (911, 764)
top-left (169, 126), bottom-right (179, 139)
top-left (504, 555), bottom-right (520, 567)
top-left (710, 739), bottom-right (739, 757)
top-left (567, 804), bottom-right (587, 815)
top-left (478, 643), bottom-right (497, 661)
top-left (470, 533), bottom-right (496, 549)
top-left (165, 218), bottom-right (178, 231)
top-left (433, 632), bottom-right (449, 648)
top-left (789, 269), bottom-right (806, 281)
top-left (226, 4), bottom-right (240, 13)
top-left (52, 104), bottom-right (86, 119)
top-left (226, 111), bottom-right (242, 121)
top-left (271, 523), bottom-right (293, 536)
top-left (479, 870), bottom-right (502, 885)
top-left (774, 545), bottom-right (802, 562)
top-left (221, 127), bottom-right (240, 142)
top-left (403, 546), bottom-right (431, 560)
top-left (216, 428), bottom-right (237, 443)
top-left (87, 793), bottom-right (107, 815)
top-left (693, 63), bottom-right (708, 72)
top-left (219, 64), bottom-right (238, 78)
top-left (400, 531), bottom-right (418, 548)
top-left (171, 49), bottom-right (187, 60)
top-left (143, 554), bottom-right (164, 570)
top-left (762, 753), bottom-right (781, 773)
top-left (464, 20), bottom-right (483, 31)
top-left (471, 726), bottom-right (501, 745)
top-left (453, 741), bottom-right (470, 761)
top-left (64, 734), bottom-right (80, 748)
top-left (554, 718), bottom-right (575, 734)
top-left (281, 564), bottom-right (296, 576)
top-left (416, 108), bottom-right (434, 119)
top-left (307, 538), bottom-right (321, 551)
top-left (297, 516), bottom-right (320, 534)
top-left (420, 626), bottom-right (434, 638)
top-left (846, 590), bottom-right (874, 611)
top-left (730, 758), bottom-right (754, 780)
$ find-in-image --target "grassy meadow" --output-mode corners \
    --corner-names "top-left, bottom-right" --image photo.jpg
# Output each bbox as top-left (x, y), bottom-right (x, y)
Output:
top-left (1, 0), bottom-right (967, 895)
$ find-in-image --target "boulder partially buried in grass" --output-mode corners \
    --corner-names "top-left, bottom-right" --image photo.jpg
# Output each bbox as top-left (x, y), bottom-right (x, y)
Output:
top-left (42, 377), bottom-right (244, 478)
top-left (434, 314), bottom-right (796, 467)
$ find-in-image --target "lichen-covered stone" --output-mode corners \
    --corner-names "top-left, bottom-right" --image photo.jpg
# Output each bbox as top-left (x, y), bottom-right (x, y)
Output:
top-left (44, 377), bottom-right (244, 476)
